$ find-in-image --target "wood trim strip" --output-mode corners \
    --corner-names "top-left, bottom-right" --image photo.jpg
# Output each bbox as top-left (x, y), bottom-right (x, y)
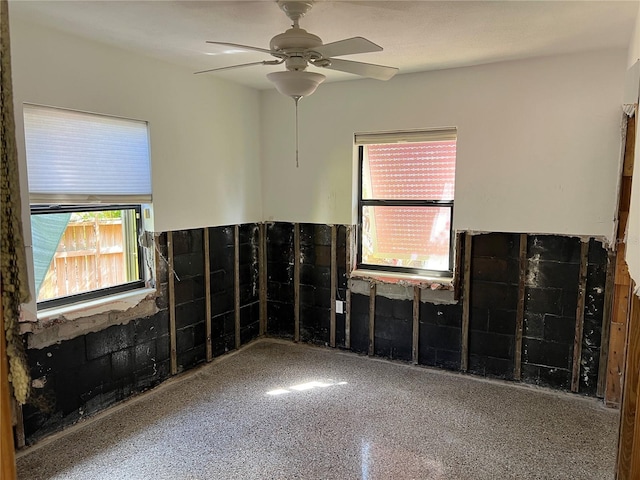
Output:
top-left (167, 231), bottom-right (177, 375)
top-left (597, 251), bottom-right (616, 397)
top-left (571, 240), bottom-right (590, 393)
top-left (454, 232), bottom-right (464, 302)
top-left (234, 225), bottom-right (241, 350)
top-left (617, 283), bottom-right (639, 479)
top-left (1, 280), bottom-right (17, 480)
top-left (330, 225), bottom-right (337, 348)
top-left (294, 224), bottom-right (300, 343)
top-left (13, 402), bottom-right (24, 449)
top-left (412, 285), bottom-right (420, 364)
top-left (203, 228), bottom-right (212, 362)
top-left (630, 291), bottom-right (640, 479)
top-left (368, 283), bottom-right (376, 356)
top-left (461, 232), bottom-right (472, 372)
top-left (345, 289), bottom-right (351, 350)
top-left (514, 233), bottom-right (527, 380)
top-left (259, 223), bottom-right (267, 336)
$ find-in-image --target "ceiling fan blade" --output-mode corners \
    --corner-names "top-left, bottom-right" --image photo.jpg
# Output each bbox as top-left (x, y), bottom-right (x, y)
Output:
top-left (206, 41), bottom-right (274, 55)
top-left (194, 61), bottom-right (268, 75)
top-left (321, 58), bottom-right (398, 81)
top-left (312, 37), bottom-right (382, 58)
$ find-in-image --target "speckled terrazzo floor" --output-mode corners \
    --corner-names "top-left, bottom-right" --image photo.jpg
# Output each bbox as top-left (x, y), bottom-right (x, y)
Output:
top-left (17, 339), bottom-right (618, 480)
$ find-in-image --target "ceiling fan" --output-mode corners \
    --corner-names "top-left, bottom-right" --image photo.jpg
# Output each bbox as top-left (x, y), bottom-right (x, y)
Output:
top-left (195, 0), bottom-right (399, 100)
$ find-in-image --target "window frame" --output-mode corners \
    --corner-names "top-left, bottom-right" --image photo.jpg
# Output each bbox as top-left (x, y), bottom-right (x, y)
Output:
top-left (31, 203), bottom-right (146, 309)
top-left (356, 141), bottom-right (456, 278)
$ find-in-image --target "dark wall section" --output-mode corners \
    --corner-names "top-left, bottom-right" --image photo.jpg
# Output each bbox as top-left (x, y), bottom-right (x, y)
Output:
top-left (266, 222), bottom-right (294, 337)
top-left (582, 239), bottom-right (607, 395)
top-left (336, 225), bottom-right (348, 348)
top-left (419, 302), bottom-right (462, 370)
top-left (349, 294), bottom-right (370, 354)
top-left (521, 235), bottom-right (605, 392)
top-left (284, 223), bottom-right (608, 397)
top-left (374, 296), bottom-right (412, 361)
top-left (209, 226), bottom-right (235, 355)
top-left (238, 223), bottom-right (261, 344)
top-left (299, 224), bottom-right (332, 345)
top-left (469, 233), bottom-right (520, 379)
top-left (173, 228), bottom-right (206, 371)
top-left (21, 224), bottom-right (610, 445)
top-left (522, 235), bottom-right (581, 389)
top-left (24, 235), bottom-right (171, 445)
top-left (24, 223), bottom-right (263, 445)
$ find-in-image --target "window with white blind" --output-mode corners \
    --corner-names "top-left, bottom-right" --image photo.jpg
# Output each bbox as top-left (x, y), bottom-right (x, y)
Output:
top-left (23, 104), bottom-right (152, 308)
top-left (356, 129), bottom-right (457, 276)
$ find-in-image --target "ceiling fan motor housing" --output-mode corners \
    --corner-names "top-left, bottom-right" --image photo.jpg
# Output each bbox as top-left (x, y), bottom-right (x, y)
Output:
top-left (270, 27), bottom-right (323, 54)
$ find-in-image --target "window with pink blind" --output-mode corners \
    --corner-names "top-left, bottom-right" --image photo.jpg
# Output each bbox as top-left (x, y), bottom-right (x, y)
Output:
top-left (357, 132), bottom-right (456, 275)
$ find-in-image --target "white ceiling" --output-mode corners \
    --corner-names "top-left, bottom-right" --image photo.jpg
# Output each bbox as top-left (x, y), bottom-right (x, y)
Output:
top-left (8, 0), bottom-right (639, 90)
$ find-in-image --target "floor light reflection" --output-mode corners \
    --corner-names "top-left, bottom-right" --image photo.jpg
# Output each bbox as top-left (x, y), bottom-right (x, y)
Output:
top-left (265, 380), bottom-right (347, 396)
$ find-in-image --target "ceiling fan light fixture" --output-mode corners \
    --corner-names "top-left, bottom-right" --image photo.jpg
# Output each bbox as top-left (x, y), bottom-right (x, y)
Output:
top-left (267, 70), bottom-right (326, 99)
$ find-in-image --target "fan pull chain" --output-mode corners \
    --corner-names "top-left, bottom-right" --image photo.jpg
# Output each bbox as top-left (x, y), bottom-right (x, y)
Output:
top-left (294, 96), bottom-right (300, 168)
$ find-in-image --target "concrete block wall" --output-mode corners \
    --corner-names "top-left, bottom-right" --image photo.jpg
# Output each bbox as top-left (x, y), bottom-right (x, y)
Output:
top-left (22, 224), bottom-right (261, 444)
top-left (20, 222), bottom-right (610, 445)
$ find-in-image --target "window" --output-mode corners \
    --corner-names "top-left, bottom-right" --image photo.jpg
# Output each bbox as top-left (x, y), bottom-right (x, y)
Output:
top-left (23, 104), bottom-right (152, 308)
top-left (356, 129), bottom-right (457, 277)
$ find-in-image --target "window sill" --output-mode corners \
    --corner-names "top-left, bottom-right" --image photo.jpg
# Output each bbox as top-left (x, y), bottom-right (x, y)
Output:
top-left (350, 269), bottom-right (453, 289)
top-left (349, 270), bottom-right (456, 305)
top-left (22, 288), bottom-right (157, 349)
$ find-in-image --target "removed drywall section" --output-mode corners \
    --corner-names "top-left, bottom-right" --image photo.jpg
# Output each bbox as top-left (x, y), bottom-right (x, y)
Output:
top-left (209, 226), bottom-right (236, 356)
top-left (285, 224), bottom-right (608, 396)
top-left (468, 233), bottom-right (520, 379)
top-left (172, 229), bottom-right (207, 371)
top-left (21, 223), bottom-right (263, 445)
top-left (266, 223), bottom-right (295, 337)
top-left (238, 223), bottom-right (261, 345)
top-left (520, 236), bottom-right (606, 392)
top-left (299, 224), bottom-right (332, 345)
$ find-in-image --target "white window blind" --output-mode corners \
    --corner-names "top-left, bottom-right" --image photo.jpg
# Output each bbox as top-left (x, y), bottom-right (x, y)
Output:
top-left (23, 104), bottom-right (152, 204)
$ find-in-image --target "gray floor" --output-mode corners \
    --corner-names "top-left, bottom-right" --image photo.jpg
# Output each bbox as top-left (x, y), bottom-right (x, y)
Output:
top-left (17, 339), bottom-right (618, 480)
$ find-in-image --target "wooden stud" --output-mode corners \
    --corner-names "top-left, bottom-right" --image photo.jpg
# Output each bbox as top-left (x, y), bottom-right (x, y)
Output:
top-left (294, 223), bottom-right (300, 343)
top-left (571, 241), bottom-right (590, 393)
top-left (514, 233), bottom-right (528, 380)
top-left (368, 283), bottom-right (376, 356)
top-left (412, 285), bottom-right (420, 364)
top-left (330, 225), bottom-right (337, 348)
top-left (259, 223), bottom-right (267, 336)
top-left (346, 225), bottom-right (354, 276)
top-left (167, 231), bottom-right (177, 375)
top-left (345, 289), bottom-right (352, 350)
top-left (597, 251), bottom-right (616, 398)
top-left (453, 232), bottom-right (464, 301)
top-left (607, 114), bottom-right (636, 406)
top-left (461, 232), bottom-right (472, 372)
top-left (234, 225), bottom-right (241, 350)
top-left (13, 401), bottom-right (24, 449)
top-left (203, 228), bottom-right (212, 362)
top-left (630, 298), bottom-right (640, 479)
top-left (617, 284), bottom-right (639, 479)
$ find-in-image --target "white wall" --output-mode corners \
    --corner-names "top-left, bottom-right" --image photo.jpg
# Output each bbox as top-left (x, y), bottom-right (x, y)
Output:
top-left (625, 2), bottom-right (640, 289)
top-left (261, 50), bottom-right (627, 243)
top-left (9, 16), bottom-right (263, 233)
top-left (9, 16), bottom-right (263, 321)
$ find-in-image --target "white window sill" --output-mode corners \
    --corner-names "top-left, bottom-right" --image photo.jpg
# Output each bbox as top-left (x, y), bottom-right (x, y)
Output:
top-left (22, 288), bottom-right (157, 349)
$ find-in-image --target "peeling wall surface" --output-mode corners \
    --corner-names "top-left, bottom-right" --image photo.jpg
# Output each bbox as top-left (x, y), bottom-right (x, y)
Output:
top-left (22, 223), bottom-right (610, 444)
